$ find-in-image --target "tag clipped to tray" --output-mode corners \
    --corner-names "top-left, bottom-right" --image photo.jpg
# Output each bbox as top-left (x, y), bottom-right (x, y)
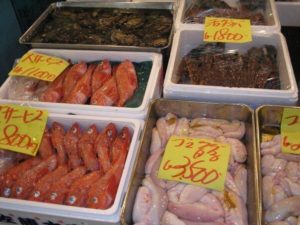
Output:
top-left (9, 51), bottom-right (69, 82)
top-left (157, 136), bottom-right (230, 191)
top-left (204, 17), bottom-right (252, 43)
top-left (281, 108), bottom-right (300, 154)
top-left (0, 104), bottom-right (48, 156)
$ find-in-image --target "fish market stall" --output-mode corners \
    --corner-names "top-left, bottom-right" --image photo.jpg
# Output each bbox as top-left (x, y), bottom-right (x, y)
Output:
top-left (163, 29), bottom-right (298, 108)
top-left (121, 99), bottom-right (260, 225)
top-left (0, 111), bottom-right (142, 225)
top-left (0, 49), bottom-right (163, 119)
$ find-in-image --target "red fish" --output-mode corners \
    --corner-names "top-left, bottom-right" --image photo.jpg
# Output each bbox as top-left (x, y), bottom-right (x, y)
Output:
top-left (115, 60), bottom-right (137, 106)
top-left (95, 123), bottom-right (117, 173)
top-left (86, 141), bottom-right (128, 209)
top-left (39, 127), bottom-right (54, 159)
top-left (43, 166), bottom-right (86, 204)
top-left (111, 127), bottom-right (131, 164)
top-left (62, 62), bottom-right (87, 100)
top-left (11, 155), bottom-right (58, 199)
top-left (28, 165), bottom-right (69, 202)
top-left (0, 157), bottom-right (41, 197)
top-left (65, 170), bottom-right (103, 207)
top-left (64, 123), bottom-right (82, 169)
top-left (92, 60), bottom-right (112, 94)
top-left (64, 64), bottom-right (96, 104)
top-left (90, 76), bottom-right (119, 106)
top-left (78, 125), bottom-right (99, 171)
top-left (39, 67), bottom-right (69, 102)
top-left (51, 122), bottom-right (67, 166)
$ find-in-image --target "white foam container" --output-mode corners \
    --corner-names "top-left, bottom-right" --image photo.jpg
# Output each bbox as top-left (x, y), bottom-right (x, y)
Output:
top-left (175, 0), bottom-right (281, 33)
top-left (0, 49), bottom-right (163, 119)
top-left (276, 1), bottom-right (300, 26)
top-left (0, 112), bottom-right (142, 225)
top-left (164, 29), bottom-right (298, 108)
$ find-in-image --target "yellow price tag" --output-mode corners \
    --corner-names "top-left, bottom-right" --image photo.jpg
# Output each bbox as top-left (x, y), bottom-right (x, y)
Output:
top-left (204, 17), bottom-right (252, 43)
top-left (9, 51), bottom-right (69, 82)
top-left (0, 104), bottom-right (48, 156)
top-left (281, 108), bottom-right (300, 154)
top-left (157, 136), bottom-right (230, 191)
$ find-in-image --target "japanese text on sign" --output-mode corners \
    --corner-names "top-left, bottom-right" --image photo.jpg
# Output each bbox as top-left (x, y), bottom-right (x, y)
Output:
top-left (204, 17), bottom-right (252, 43)
top-left (281, 108), bottom-right (300, 154)
top-left (157, 136), bottom-right (230, 191)
top-left (9, 51), bottom-right (69, 82)
top-left (0, 104), bottom-right (48, 156)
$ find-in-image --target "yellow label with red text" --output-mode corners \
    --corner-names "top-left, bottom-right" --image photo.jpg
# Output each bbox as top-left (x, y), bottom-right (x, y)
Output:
top-left (9, 51), bottom-right (69, 81)
top-left (0, 104), bottom-right (48, 156)
top-left (157, 136), bottom-right (230, 191)
top-left (204, 17), bottom-right (252, 43)
top-left (281, 108), bottom-right (300, 154)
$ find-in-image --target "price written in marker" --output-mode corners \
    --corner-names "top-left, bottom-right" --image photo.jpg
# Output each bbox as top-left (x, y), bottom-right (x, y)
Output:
top-left (9, 51), bottom-right (69, 82)
top-left (281, 108), bottom-right (300, 154)
top-left (0, 104), bottom-right (48, 156)
top-left (157, 136), bottom-right (230, 191)
top-left (204, 17), bottom-right (252, 43)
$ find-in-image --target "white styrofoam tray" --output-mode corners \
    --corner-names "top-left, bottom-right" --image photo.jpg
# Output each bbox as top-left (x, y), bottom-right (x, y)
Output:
top-left (164, 29), bottom-right (298, 108)
top-left (175, 0), bottom-right (281, 33)
top-left (276, 1), bottom-right (300, 26)
top-left (0, 112), bottom-right (142, 225)
top-left (0, 49), bottom-right (163, 119)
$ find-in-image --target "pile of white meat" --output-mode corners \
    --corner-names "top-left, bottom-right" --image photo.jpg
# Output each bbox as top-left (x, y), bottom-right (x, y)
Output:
top-left (261, 134), bottom-right (300, 225)
top-left (132, 113), bottom-right (249, 225)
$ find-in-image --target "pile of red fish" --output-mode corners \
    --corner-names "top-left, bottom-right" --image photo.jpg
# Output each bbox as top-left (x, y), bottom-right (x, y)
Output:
top-left (0, 122), bottom-right (131, 209)
top-left (40, 59), bottom-right (138, 106)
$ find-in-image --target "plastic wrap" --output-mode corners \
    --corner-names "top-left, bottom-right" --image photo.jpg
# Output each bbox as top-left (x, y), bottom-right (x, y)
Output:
top-left (183, 0), bottom-right (267, 25)
top-left (7, 77), bottom-right (48, 101)
top-left (178, 43), bottom-right (280, 89)
top-left (132, 113), bottom-right (250, 224)
top-left (0, 150), bottom-right (30, 175)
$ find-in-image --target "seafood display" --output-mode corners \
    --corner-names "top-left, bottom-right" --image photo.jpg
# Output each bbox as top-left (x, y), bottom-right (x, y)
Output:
top-left (260, 133), bottom-right (300, 224)
top-left (7, 59), bottom-right (153, 107)
top-left (132, 113), bottom-right (249, 225)
top-left (28, 6), bottom-right (173, 48)
top-left (178, 43), bottom-right (280, 89)
top-left (0, 122), bottom-right (132, 209)
top-left (183, 0), bottom-right (267, 25)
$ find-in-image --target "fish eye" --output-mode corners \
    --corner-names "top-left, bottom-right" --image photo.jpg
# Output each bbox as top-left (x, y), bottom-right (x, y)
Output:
top-left (50, 192), bottom-right (57, 200)
top-left (16, 187), bottom-right (23, 194)
top-left (3, 188), bottom-right (11, 197)
top-left (34, 191), bottom-right (40, 198)
top-left (69, 196), bottom-right (76, 204)
top-left (92, 197), bottom-right (98, 203)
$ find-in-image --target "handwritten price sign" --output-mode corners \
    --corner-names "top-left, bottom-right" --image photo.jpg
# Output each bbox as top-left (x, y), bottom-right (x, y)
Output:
top-left (281, 108), bottom-right (300, 154)
top-left (204, 17), bottom-right (252, 43)
top-left (157, 136), bottom-right (230, 191)
top-left (9, 51), bottom-right (69, 82)
top-left (0, 104), bottom-right (48, 156)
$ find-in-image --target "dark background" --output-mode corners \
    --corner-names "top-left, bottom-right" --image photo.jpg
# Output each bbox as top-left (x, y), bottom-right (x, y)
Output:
top-left (0, 0), bottom-right (299, 89)
top-left (0, 0), bottom-right (58, 85)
